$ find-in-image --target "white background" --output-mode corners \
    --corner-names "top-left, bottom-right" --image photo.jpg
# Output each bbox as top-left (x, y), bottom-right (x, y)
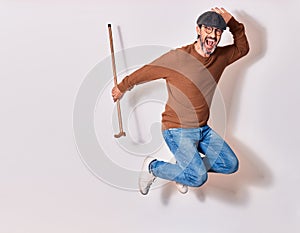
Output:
top-left (1, 0), bottom-right (300, 232)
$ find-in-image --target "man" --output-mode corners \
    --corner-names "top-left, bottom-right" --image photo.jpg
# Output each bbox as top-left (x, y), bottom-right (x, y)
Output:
top-left (112, 7), bottom-right (249, 195)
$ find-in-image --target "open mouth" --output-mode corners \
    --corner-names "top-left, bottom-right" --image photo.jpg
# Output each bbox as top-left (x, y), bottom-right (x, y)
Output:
top-left (205, 37), bottom-right (217, 49)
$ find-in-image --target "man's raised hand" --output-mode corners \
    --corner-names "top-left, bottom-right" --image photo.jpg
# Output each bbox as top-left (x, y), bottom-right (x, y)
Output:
top-left (211, 7), bottom-right (232, 24)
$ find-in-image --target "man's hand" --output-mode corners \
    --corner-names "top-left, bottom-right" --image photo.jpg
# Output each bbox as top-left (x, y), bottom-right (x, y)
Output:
top-left (112, 86), bottom-right (123, 102)
top-left (211, 7), bottom-right (232, 24)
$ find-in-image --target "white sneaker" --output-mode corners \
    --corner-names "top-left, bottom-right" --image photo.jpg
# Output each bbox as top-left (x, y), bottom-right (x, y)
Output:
top-left (176, 182), bottom-right (188, 194)
top-left (139, 156), bottom-right (156, 195)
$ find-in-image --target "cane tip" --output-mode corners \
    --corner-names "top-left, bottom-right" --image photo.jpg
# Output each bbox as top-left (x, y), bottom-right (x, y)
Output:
top-left (108, 23), bottom-right (111, 27)
top-left (114, 131), bottom-right (126, 138)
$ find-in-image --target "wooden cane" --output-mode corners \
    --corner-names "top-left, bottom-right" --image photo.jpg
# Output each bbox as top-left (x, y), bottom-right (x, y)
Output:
top-left (108, 24), bottom-right (126, 138)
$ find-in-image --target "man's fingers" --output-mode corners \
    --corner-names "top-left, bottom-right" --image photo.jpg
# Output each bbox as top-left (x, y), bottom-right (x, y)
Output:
top-left (211, 7), bottom-right (227, 14)
top-left (212, 7), bottom-right (222, 13)
top-left (112, 93), bottom-right (119, 102)
top-left (220, 8), bottom-right (230, 15)
top-left (112, 86), bottom-right (123, 102)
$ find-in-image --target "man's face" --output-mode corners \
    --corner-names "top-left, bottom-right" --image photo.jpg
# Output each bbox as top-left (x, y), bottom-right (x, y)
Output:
top-left (197, 25), bottom-right (223, 55)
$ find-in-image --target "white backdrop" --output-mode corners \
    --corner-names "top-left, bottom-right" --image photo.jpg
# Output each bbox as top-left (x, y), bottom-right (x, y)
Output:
top-left (1, 0), bottom-right (300, 232)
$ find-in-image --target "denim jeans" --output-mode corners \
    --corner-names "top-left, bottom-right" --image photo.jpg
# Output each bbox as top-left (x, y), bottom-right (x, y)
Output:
top-left (150, 125), bottom-right (239, 187)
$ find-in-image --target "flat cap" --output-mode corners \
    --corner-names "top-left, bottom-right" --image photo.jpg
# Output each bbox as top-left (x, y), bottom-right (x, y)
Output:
top-left (197, 11), bottom-right (227, 30)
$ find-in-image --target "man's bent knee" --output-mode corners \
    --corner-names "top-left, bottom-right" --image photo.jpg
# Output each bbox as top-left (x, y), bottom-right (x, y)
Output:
top-left (226, 157), bottom-right (239, 174)
top-left (184, 171), bottom-right (208, 187)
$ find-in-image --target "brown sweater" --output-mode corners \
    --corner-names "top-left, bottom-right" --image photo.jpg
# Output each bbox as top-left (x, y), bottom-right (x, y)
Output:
top-left (118, 17), bottom-right (249, 129)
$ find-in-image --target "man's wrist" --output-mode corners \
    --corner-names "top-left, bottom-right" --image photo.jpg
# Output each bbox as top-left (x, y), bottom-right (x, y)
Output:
top-left (226, 16), bottom-right (236, 27)
top-left (117, 83), bottom-right (126, 93)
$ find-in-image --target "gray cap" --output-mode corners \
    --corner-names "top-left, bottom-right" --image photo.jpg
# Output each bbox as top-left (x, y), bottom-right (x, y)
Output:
top-left (197, 11), bottom-right (227, 30)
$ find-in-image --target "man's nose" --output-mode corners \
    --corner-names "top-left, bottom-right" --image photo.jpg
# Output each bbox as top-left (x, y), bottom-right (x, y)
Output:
top-left (211, 29), bottom-right (217, 38)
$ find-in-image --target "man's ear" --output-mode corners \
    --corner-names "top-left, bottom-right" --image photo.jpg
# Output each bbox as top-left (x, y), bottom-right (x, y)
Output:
top-left (196, 25), bottom-right (201, 36)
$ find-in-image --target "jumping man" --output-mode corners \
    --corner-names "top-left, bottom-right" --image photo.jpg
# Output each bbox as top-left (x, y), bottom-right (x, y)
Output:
top-left (112, 7), bottom-right (249, 195)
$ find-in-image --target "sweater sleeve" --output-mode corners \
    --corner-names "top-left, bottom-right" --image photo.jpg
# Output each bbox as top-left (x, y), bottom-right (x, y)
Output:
top-left (224, 16), bottom-right (250, 65)
top-left (117, 51), bottom-right (174, 93)
top-left (117, 64), bottom-right (167, 93)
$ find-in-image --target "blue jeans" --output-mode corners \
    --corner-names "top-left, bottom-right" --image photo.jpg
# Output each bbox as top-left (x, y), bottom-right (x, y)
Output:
top-left (150, 125), bottom-right (239, 187)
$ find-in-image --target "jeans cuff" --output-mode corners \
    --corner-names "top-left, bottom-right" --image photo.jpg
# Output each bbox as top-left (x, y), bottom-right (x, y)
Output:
top-left (149, 159), bottom-right (157, 174)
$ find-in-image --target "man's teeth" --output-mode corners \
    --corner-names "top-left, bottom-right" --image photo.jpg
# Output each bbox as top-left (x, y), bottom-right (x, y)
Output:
top-left (206, 40), bottom-right (214, 45)
top-left (206, 39), bottom-right (215, 46)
